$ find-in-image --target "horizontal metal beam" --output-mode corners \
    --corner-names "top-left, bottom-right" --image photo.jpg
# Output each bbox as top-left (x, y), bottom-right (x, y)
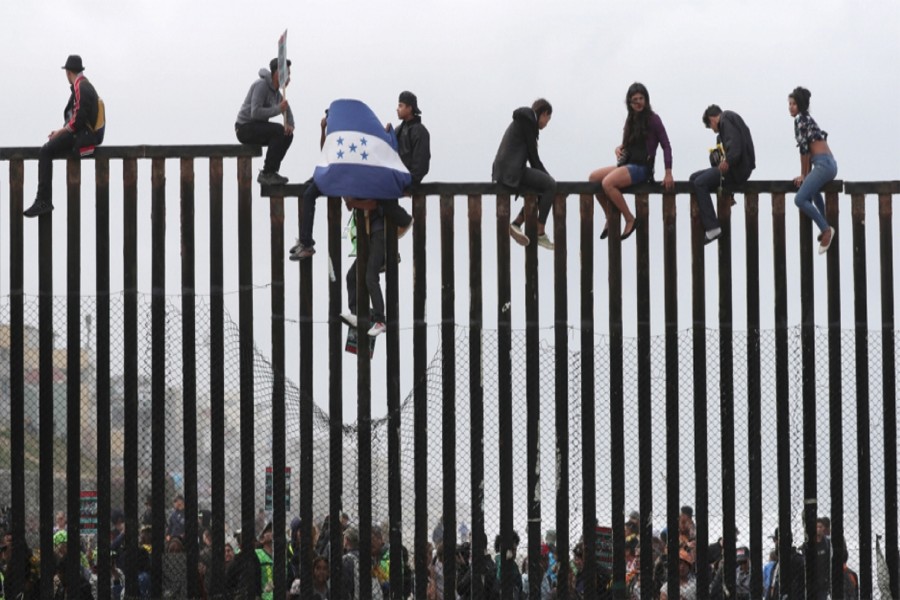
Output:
top-left (0, 144), bottom-right (261, 160)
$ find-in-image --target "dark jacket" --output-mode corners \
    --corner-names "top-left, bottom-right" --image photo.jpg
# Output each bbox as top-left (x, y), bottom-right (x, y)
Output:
top-left (63, 74), bottom-right (98, 136)
top-left (492, 107), bottom-right (548, 188)
top-left (718, 110), bottom-right (755, 183)
top-left (395, 117), bottom-right (431, 185)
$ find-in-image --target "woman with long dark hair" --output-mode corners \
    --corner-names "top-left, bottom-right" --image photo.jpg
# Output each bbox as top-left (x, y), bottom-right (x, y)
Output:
top-left (789, 86), bottom-right (837, 254)
top-left (588, 82), bottom-right (674, 239)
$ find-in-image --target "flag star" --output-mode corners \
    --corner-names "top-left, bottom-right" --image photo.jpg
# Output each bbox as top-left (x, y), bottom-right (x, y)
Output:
top-left (361, 151), bottom-right (369, 160)
top-left (349, 143), bottom-right (357, 153)
top-left (337, 149), bottom-right (344, 159)
top-left (360, 137), bottom-right (368, 146)
top-left (337, 137), bottom-right (344, 146)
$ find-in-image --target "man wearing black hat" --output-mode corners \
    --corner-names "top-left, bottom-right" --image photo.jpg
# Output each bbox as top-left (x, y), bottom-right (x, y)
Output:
top-left (24, 55), bottom-right (104, 218)
top-left (384, 90), bottom-right (430, 235)
top-left (235, 58), bottom-right (295, 186)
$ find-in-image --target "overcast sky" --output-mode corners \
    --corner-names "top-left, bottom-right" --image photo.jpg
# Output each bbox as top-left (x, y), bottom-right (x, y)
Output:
top-left (1, 0), bottom-right (898, 420)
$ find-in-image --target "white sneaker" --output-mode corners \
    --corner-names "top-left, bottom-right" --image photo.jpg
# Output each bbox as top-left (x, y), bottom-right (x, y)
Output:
top-left (340, 313), bottom-right (358, 328)
top-left (367, 321), bottom-right (387, 337)
top-left (536, 234), bottom-right (555, 250)
top-left (509, 223), bottom-right (529, 246)
top-left (818, 226), bottom-right (835, 255)
top-left (704, 227), bottom-right (722, 245)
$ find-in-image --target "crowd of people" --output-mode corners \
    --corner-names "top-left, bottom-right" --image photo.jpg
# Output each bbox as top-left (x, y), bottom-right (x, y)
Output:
top-left (0, 494), bottom-right (870, 600)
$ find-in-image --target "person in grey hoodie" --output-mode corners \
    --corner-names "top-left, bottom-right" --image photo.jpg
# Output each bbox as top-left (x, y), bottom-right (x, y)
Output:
top-left (492, 98), bottom-right (556, 250)
top-left (235, 57), bottom-right (295, 186)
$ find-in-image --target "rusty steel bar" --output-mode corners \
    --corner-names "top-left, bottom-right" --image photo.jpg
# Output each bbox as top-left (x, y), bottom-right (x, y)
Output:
top-left (300, 194), bottom-right (315, 597)
top-left (180, 157), bottom-right (200, 600)
top-left (328, 196), bottom-right (345, 599)
top-left (744, 192), bottom-right (763, 599)
top-left (237, 155), bottom-right (256, 595)
top-left (878, 192), bottom-right (899, 599)
top-left (412, 195), bottom-right (429, 600)
top-left (270, 192), bottom-right (287, 600)
top-left (689, 193), bottom-right (709, 597)
top-left (580, 193), bottom-right (597, 600)
top-left (553, 194), bottom-right (570, 599)
top-left (524, 194), bottom-right (541, 600)
top-left (635, 193), bottom-right (654, 599)
top-left (122, 157), bottom-right (140, 598)
top-left (851, 193), bottom-right (873, 597)
top-left (150, 157), bottom-right (166, 598)
top-left (440, 194), bottom-right (458, 598)
top-left (385, 205), bottom-right (402, 600)
top-left (798, 195), bottom-right (818, 594)
top-left (468, 194), bottom-right (486, 600)
top-left (825, 189), bottom-right (845, 600)
top-left (7, 159), bottom-right (25, 600)
top-left (772, 192), bottom-right (794, 594)
top-left (356, 207), bottom-right (374, 600)
top-left (496, 193), bottom-right (515, 598)
top-left (662, 191), bottom-right (679, 600)
top-left (208, 156), bottom-right (227, 597)
top-left (608, 202), bottom-right (625, 598)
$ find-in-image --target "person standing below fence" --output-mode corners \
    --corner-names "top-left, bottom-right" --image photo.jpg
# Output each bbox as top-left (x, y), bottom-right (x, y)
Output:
top-left (166, 494), bottom-right (185, 542)
top-left (789, 86), bottom-right (837, 255)
top-left (588, 82), bottom-right (674, 241)
top-left (25, 55), bottom-right (105, 218)
top-left (492, 99), bottom-right (557, 250)
top-left (689, 104), bottom-right (755, 245)
top-left (235, 57), bottom-right (295, 186)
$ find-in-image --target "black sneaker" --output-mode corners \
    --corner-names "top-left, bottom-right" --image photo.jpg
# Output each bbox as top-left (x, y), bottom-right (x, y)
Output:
top-left (257, 171), bottom-right (288, 185)
top-left (23, 198), bottom-right (53, 218)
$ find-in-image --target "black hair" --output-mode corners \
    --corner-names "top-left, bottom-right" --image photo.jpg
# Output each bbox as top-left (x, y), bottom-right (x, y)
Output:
top-left (269, 57), bottom-right (292, 74)
top-left (790, 86), bottom-right (812, 114)
top-left (622, 82), bottom-right (654, 147)
top-left (532, 98), bottom-right (553, 118)
top-left (702, 104), bottom-right (723, 128)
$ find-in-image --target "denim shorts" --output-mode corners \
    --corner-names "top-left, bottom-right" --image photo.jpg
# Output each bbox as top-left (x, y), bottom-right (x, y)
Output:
top-left (625, 163), bottom-right (651, 184)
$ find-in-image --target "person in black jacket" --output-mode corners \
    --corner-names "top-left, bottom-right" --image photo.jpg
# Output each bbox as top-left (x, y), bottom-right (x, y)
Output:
top-left (382, 91), bottom-right (430, 236)
top-left (25, 55), bottom-right (104, 218)
top-left (492, 99), bottom-right (557, 250)
top-left (689, 105), bottom-right (755, 245)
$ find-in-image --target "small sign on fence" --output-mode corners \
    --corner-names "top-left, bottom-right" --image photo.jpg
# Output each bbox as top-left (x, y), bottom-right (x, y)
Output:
top-left (80, 490), bottom-right (98, 534)
top-left (595, 525), bottom-right (613, 571)
top-left (265, 467), bottom-right (292, 513)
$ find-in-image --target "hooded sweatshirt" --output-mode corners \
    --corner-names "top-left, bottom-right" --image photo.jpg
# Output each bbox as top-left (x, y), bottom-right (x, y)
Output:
top-left (235, 68), bottom-right (295, 127)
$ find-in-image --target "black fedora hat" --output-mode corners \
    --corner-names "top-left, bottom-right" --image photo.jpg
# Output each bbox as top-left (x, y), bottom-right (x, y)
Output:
top-left (62, 55), bottom-right (85, 73)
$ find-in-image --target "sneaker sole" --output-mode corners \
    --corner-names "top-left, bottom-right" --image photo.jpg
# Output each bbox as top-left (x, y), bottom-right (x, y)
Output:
top-left (510, 227), bottom-right (530, 246)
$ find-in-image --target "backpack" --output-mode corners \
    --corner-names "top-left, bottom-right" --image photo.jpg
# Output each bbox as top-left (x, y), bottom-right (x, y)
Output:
top-left (91, 97), bottom-right (106, 140)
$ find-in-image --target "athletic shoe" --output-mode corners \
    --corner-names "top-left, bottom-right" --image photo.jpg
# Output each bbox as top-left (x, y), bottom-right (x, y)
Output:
top-left (536, 234), bottom-right (555, 250)
top-left (23, 198), bottom-right (54, 218)
top-left (257, 171), bottom-right (288, 185)
top-left (397, 217), bottom-right (414, 240)
top-left (367, 321), bottom-right (387, 337)
top-left (818, 226), bottom-right (836, 255)
top-left (704, 227), bottom-right (722, 246)
top-left (509, 223), bottom-right (529, 246)
top-left (340, 313), bottom-right (358, 328)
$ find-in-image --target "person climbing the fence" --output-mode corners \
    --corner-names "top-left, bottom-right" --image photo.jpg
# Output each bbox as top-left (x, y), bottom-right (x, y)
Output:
top-left (289, 109), bottom-right (329, 261)
top-left (789, 86), bottom-right (837, 255)
top-left (24, 55), bottom-right (105, 218)
top-left (492, 98), bottom-right (557, 250)
top-left (689, 104), bottom-right (756, 245)
top-left (588, 82), bottom-right (674, 241)
top-left (235, 57), bottom-right (295, 186)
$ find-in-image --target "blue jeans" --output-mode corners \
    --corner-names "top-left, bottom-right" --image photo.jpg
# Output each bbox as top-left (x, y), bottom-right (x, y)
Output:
top-left (794, 153), bottom-right (837, 232)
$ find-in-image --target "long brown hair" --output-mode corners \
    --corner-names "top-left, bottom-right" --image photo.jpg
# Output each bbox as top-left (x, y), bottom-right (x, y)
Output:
top-left (622, 82), bottom-right (654, 147)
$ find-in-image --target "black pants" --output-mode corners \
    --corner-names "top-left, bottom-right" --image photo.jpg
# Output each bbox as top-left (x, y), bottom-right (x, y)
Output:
top-left (37, 130), bottom-right (77, 202)
top-left (235, 121), bottom-right (293, 174)
top-left (347, 227), bottom-right (385, 323)
top-left (513, 167), bottom-right (556, 226)
top-left (381, 199), bottom-right (412, 228)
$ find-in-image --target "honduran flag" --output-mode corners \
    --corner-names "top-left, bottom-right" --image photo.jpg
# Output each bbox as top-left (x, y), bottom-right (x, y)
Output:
top-left (313, 99), bottom-right (412, 200)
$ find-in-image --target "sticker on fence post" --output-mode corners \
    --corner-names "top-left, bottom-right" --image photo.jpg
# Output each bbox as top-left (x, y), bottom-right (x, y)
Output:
top-left (80, 491), bottom-right (98, 535)
top-left (265, 467), bottom-right (292, 513)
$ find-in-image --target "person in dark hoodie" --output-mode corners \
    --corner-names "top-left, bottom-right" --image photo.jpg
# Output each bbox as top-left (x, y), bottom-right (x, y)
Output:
top-left (689, 104), bottom-right (755, 245)
top-left (25, 55), bottom-right (104, 218)
top-left (235, 57), bottom-right (295, 186)
top-left (383, 90), bottom-right (430, 236)
top-left (492, 99), bottom-right (557, 250)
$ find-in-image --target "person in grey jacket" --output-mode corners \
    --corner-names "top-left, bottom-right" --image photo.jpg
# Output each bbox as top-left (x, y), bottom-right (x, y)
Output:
top-left (492, 99), bottom-right (557, 250)
top-left (689, 105), bottom-right (755, 244)
top-left (235, 58), bottom-right (295, 186)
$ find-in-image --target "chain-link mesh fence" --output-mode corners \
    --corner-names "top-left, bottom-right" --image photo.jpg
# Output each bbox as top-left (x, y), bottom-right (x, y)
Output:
top-left (0, 292), bottom-right (897, 598)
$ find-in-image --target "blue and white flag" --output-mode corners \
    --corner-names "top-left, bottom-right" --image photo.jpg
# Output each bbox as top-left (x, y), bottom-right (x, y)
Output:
top-left (314, 99), bottom-right (411, 200)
